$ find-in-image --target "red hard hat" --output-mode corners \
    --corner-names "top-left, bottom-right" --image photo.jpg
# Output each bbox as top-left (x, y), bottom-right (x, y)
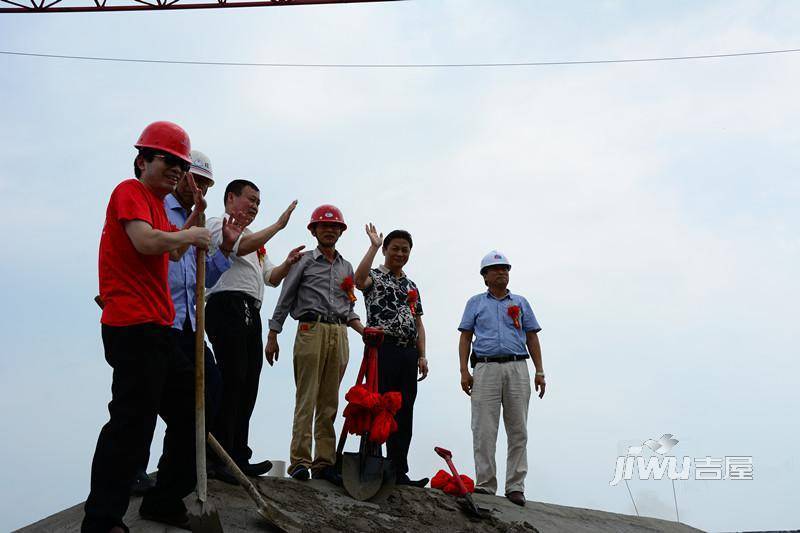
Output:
top-left (308, 204), bottom-right (347, 231)
top-left (134, 121), bottom-right (192, 163)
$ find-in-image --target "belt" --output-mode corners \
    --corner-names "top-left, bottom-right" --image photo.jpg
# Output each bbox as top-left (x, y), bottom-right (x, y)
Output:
top-left (470, 353), bottom-right (529, 368)
top-left (298, 312), bottom-right (347, 325)
top-left (383, 335), bottom-right (416, 348)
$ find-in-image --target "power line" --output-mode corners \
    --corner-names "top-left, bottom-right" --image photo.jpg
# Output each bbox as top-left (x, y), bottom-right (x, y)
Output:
top-left (1, 47), bottom-right (799, 69)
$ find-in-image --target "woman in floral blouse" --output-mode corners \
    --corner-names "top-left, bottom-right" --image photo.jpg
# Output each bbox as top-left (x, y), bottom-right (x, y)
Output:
top-left (354, 224), bottom-right (429, 488)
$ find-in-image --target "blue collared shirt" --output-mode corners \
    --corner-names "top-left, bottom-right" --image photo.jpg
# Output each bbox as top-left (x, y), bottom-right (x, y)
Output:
top-left (458, 290), bottom-right (541, 357)
top-left (164, 194), bottom-right (233, 331)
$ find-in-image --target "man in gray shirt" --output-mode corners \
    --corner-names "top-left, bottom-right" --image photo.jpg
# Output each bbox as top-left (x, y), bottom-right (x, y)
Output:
top-left (266, 204), bottom-right (365, 485)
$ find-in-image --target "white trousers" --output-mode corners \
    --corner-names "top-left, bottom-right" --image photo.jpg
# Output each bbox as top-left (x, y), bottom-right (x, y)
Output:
top-left (471, 359), bottom-right (531, 495)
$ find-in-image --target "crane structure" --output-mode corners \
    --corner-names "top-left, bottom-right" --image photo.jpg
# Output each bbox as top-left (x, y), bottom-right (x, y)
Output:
top-left (0, 0), bottom-right (402, 14)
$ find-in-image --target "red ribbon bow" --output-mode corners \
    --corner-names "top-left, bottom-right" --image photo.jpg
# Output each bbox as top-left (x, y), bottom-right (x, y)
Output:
top-left (507, 305), bottom-right (521, 329)
top-left (431, 469), bottom-right (475, 496)
top-left (341, 276), bottom-right (357, 303)
top-left (407, 289), bottom-right (419, 316)
top-left (342, 327), bottom-right (402, 445)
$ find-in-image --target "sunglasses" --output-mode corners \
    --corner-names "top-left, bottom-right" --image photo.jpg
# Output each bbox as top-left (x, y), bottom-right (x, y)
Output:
top-left (152, 152), bottom-right (191, 172)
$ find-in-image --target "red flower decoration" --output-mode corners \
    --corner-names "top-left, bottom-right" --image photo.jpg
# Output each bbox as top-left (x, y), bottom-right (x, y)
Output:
top-left (257, 246), bottom-right (266, 266)
top-left (507, 305), bottom-right (521, 329)
top-left (430, 469), bottom-right (475, 496)
top-left (407, 289), bottom-right (419, 316)
top-left (341, 276), bottom-right (357, 303)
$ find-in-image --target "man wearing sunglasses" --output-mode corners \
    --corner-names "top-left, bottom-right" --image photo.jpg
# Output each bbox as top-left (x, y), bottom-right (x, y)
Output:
top-left (82, 121), bottom-right (212, 533)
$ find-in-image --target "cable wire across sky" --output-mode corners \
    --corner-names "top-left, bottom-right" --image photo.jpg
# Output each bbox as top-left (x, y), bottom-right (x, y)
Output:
top-left (1, 47), bottom-right (799, 69)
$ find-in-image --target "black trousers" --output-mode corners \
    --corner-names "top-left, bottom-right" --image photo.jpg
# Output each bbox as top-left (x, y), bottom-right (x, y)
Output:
top-left (151, 326), bottom-right (224, 473)
top-left (377, 341), bottom-right (419, 477)
top-left (81, 324), bottom-right (196, 533)
top-left (172, 323), bottom-right (223, 424)
top-left (205, 291), bottom-right (263, 465)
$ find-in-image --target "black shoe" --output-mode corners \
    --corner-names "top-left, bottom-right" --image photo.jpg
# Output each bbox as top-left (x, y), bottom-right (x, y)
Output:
top-left (139, 507), bottom-right (190, 530)
top-left (396, 474), bottom-right (429, 488)
top-left (312, 465), bottom-right (343, 486)
top-left (289, 465), bottom-right (310, 481)
top-left (237, 459), bottom-right (273, 477)
top-left (207, 463), bottom-right (238, 486)
top-left (130, 469), bottom-right (155, 495)
top-left (473, 486), bottom-right (494, 495)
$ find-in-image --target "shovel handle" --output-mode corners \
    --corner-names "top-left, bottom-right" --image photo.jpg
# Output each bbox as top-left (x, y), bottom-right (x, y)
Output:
top-left (207, 433), bottom-right (269, 509)
top-left (195, 214), bottom-right (208, 502)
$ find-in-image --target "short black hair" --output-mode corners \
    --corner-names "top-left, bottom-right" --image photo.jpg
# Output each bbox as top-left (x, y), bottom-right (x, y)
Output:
top-left (383, 229), bottom-right (413, 250)
top-left (133, 148), bottom-right (156, 178)
top-left (224, 179), bottom-right (259, 201)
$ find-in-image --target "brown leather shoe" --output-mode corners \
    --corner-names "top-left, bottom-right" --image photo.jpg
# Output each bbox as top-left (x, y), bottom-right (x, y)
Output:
top-left (506, 491), bottom-right (526, 506)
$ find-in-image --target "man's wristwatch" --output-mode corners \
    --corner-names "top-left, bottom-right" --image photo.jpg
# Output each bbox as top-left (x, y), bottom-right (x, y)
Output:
top-left (535, 371), bottom-right (545, 377)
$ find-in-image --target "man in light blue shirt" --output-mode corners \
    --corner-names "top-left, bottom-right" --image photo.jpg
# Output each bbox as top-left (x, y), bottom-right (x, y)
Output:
top-left (458, 250), bottom-right (546, 507)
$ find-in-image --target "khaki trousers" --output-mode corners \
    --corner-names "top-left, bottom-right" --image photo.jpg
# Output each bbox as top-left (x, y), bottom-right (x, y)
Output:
top-left (471, 359), bottom-right (531, 495)
top-left (289, 322), bottom-right (349, 472)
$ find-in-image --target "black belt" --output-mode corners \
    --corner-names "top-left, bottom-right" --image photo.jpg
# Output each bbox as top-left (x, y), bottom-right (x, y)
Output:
top-left (470, 353), bottom-right (529, 368)
top-left (298, 312), bottom-right (347, 325)
top-left (383, 335), bottom-right (416, 348)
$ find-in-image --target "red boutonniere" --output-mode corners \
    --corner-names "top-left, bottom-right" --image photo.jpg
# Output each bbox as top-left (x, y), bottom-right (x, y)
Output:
top-left (341, 276), bottom-right (357, 303)
top-left (507, 305), bottom-right (521, 329)
top-left (257, 246), bottom-right (266, 266)
top-left (407, 289), bottom-right (419, 316)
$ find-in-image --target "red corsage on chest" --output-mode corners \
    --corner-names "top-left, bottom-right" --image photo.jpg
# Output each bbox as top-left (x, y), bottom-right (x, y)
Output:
top-left (341, 276), bottom-right (357, 303)
top-left (507, 305), bottom-right (521, 329)
top-left (407, 289), bottom-right (419, 316)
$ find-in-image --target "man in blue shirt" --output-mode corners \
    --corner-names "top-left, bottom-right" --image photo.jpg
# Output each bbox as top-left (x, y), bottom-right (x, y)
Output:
top-left (457, 250), bottom-right (546, 507)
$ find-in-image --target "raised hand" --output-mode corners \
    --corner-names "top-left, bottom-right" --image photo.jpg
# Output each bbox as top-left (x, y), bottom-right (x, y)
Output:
top-left (275, 200), bottom-right (298, 230)
top-left (221, 215), bottom-right (245, 251)
top-left (186, 173), bottom-right (207, 214)
top-left (365, 223), bottom-right (383, 248)
top-left (285, 245), bottom-right (306, 265)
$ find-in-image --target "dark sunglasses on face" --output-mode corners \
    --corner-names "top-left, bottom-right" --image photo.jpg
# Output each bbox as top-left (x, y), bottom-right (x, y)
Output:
top-left (153, 152), bottom-right (191, 172)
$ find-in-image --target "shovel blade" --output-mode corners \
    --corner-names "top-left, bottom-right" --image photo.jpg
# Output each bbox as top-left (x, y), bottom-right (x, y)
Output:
top-left (456, 494), bottom-right (492, 519)
top-left (187, 500), bottom-right (224, 533)
top-left (342, 451), bottom-right (384, 501)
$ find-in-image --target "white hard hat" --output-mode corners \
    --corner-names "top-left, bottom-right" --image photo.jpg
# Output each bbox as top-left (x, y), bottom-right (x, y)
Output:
top-left (480, 250), bottom-right (511, 274)
top-left (189, 150), bottom-right (214, 185)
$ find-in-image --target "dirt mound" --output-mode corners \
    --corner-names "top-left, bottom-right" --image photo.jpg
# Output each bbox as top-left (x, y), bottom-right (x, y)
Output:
top-left (18, 477), bottom-right (704, 533)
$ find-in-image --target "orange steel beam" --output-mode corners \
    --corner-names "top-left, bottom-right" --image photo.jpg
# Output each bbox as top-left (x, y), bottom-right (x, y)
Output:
top-left (0, 0), bottom-right (404, 13)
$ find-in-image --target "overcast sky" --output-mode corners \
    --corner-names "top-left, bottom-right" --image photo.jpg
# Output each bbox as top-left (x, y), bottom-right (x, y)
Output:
top-left (1, 1), bottom-right (798, 531)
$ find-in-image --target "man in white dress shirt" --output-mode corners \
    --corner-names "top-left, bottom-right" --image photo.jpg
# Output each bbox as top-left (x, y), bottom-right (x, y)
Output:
top-left (205, 179), bottom-right (303, 480)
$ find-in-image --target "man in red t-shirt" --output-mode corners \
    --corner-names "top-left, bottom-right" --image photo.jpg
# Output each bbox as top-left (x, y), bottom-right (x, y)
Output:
top-left (82, 121), bottom-right (211, 533)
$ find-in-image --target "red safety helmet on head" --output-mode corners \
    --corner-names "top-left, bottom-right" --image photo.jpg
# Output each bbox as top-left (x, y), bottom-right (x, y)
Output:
top-left (134, 121), bottom-right (192, 163)
top-left (308, 204), bottom-right (347, 231)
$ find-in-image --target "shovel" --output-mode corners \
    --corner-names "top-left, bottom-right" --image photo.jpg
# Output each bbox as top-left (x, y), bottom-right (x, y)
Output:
top-left (338, 328), bottom-right (395, 501)
top-left (434, 446), bottom-right (491, 520)
top-left (187, 214), bottom-right (224, 533)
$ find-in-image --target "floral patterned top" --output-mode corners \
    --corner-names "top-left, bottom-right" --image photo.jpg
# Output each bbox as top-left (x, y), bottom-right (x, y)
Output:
top-left (363, 265), bottom-right (423, 341)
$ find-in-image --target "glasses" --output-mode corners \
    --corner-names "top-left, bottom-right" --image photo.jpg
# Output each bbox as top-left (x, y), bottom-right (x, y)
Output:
top-left (153, 152), bottom-right (191, 172)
